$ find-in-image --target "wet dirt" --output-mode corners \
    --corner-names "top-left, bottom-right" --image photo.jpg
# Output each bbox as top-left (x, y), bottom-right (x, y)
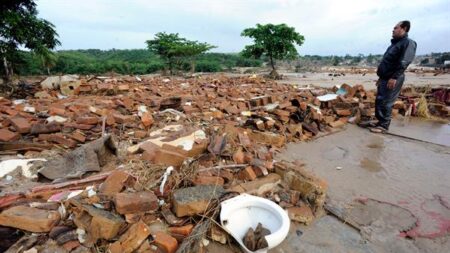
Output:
top-left (389, 117), bottom-right (450, 147)
top-left (278, 72), bottom-right (450, 90)
top-left (276, 122), bottom-right (450, 252)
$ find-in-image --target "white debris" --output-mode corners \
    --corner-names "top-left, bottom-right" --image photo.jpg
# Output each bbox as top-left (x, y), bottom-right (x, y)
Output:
top-left (159, 166), bottom-right (174, 195)
top-left (317, 94), bottom-right (338, 102)
top-left (46, 115), bottom-right (68, 123)
top-left (23, 106), bottom-right (35, 113)
top-left (0, 158), bottom-right (46, 178)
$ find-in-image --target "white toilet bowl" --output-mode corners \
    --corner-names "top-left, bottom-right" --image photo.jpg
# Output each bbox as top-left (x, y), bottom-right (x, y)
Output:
top-left (220, 194), bottom-right (290, 253)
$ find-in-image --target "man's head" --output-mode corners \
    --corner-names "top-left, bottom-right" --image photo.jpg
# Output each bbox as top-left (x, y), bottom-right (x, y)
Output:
top-left (392, 20), bottom-right (410, 39)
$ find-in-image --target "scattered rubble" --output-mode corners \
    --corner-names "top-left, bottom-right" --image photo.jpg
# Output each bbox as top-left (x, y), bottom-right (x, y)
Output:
top-left (0, 74), bottom-right (448, 252)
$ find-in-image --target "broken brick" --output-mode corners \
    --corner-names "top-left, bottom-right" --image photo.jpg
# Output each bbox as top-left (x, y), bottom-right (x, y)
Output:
top-left (9, 116), bottom-right (31, 134)
top-left (68, 130), bottom-right (86, 143)
top-left (0, 128), bottom-right (20, 142)
top-left (70, 201), bottom-right (125, 241)
top-left (48, 134), bottom-right (78, 148)
top-left (172, 185), bottom-right (225, 217)
top-left (114, 191), bottom-right (159, 214)
top-left (230, 173), bottom-right (281, 194)
top-left (335, 109), bottom-right (352, 116)
top-left (113, 113), bottom-right (134, 124)
top-left (248, 131), bottom-right (286, 148)
top-left (287, 206), bottom-right (314, 225)
top-left (238, 166), bottom-right (258, 181)
top-left (168, 224), bottom-right (194, 237)
top-left (153, 231), bottom-right (178, 253)
top-left (100, 170), bottom-right (136, 196)
top-left (153, 149), bottom-right (187, 167)
top-left (141, 112), bottom-right (154, 128)
top-left (76, 117), bottom-right (99, 125)
top-left (134, 130), bottom-right (148, 138)
top-left (329, 119), bottom-right (345, 128)
top-left (30, 122), bottom-right (61, 135)
top-left (109, 220), bottom-right (150, 253)
top-left (0, 205), bottom-right (60, 233)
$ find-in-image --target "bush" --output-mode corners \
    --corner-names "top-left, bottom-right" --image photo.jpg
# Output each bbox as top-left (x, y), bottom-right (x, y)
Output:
top-left (196, 61), bottom-right (222, 72)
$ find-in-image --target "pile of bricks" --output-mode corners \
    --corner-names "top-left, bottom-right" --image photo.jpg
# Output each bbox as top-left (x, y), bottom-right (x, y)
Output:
top-left (0, 75), bottom-right (446, 252)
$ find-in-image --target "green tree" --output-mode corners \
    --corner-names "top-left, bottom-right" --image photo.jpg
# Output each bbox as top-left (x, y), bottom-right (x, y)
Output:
top-left (241, 23), bottom-right (304, 77)
top-left (35, 46), bottom-right (57, 75)
top-left (1, 0), bottom-right (60, 90)
top-left (178, 40), bottom-right (216, 73)
top-left (146, 32), bottom-right (214, 74)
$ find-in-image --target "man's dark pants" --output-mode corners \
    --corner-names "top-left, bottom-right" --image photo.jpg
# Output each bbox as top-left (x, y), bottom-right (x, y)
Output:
top-left (375, 74), bottom-right (405, 130)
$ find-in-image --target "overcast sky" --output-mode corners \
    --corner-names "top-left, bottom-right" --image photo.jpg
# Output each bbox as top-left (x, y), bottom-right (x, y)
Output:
top-left (36, 0), bottom-right (449, 55)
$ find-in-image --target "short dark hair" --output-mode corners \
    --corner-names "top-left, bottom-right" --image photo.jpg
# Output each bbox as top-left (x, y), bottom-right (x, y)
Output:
top-left (399, 20), bottom-right (411, 32)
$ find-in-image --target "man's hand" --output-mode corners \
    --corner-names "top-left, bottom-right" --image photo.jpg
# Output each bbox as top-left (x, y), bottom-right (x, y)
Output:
top-left (387, 78), bottom-right (397, 89)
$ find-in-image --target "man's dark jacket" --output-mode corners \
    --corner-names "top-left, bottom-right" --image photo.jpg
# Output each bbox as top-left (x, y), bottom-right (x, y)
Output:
top-left (377, 34), bottom-right (417, 80)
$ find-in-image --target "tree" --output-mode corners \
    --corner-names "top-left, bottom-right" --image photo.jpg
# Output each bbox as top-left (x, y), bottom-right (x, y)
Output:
top-left (241, 23), bottom-right (304, 77)
top-left (35, 46), bottom-right (57, 75)
top-left (146, 32), bottom-right (215, 75)
top-left (178, 41), bottom-right (216, 73)
top-left (1, 0), bottom-right (60, 89)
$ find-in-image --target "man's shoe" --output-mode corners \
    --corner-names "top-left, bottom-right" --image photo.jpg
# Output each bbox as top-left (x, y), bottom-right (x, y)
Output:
top-left (358, 121), bottom-right (379, 128)
top-left (370, 126), bottom-right (388, 134)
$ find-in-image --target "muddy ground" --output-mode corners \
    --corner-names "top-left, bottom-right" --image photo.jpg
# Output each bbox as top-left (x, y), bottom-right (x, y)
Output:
top-left (273, 119), bottom-right (450, 253)
top-left (278, 72), bottom-right (449, 90)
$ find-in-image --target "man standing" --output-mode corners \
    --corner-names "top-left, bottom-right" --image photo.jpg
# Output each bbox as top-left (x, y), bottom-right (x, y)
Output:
top-left (370, 20), bottom-right (417, 133)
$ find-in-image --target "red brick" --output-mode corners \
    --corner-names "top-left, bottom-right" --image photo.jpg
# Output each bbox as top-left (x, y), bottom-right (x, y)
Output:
top-left (274, 109), bottom-right (290, 117)
top-left (212, 110), bottom-right (224, 119)
top-left (48, 134), bottom-right (78, 148)
top-left (30, 122), bottom-right (61, 134)
top-left (114, 191), bottom-right (158, 214)
top-left (97, 83), bottom-right (114, 90)
top-left (49, 106), bottom-right (66, 116)
top-left (238, 166), bottom-right (257, 181)
top-left (68, 130), bottom-right (86, 143)
top-left (100, 170), bottom-right (136, 196)
top-left (64, 122), bottom-right (95, 130)
top-left (0, 128), bottom-right (20, 142)
top-left (287, 206), bottom-right (314, 225)
top-left (232, 148), bottom-right (245, 164)
top-left (172, 185), bottom-right (224, 217)
top-left (192, 175), bottom-right (224, 186)
top-left (224, 105), bottom-right (239, 115)
top-left (248, 131), bottom-right (286, 148)
top-left (153, 149), bottom-right (187, 167)
top-left (106, 114), bottom-right (116, 125)
top-left (62, 240), bottom-right (80, 251)
top-left (335, 109), bottom-right (352, 116)
top-left (118, 84), bottom-right (130, 91)
top-left (113, 113), bottom-right (134, 124)
top-left (141, 112), bottom-right (154, 128)
top-left (109, 220), bottom-right (151, 253)
top-left (329, 120), bottom-right (345, 128)
top-left (0, 206), bottom-right (60, 232)
top-left (134, 130), bottom-right (147, 138)
top-left (168, 224), bottom-right (194, 237)
top-left (3, 108), bottom-right (18, 116)
top-left (9, 116), bottom-right (31, 134)
top-left (153, 232), bottom-right (178, 253)
top-left (76, 116), bottom-right (99, 125)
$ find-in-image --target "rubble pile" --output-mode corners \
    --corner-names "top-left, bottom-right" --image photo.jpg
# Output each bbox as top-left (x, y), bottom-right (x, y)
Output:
top-left (0, 74), bottom-right (448, 252)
